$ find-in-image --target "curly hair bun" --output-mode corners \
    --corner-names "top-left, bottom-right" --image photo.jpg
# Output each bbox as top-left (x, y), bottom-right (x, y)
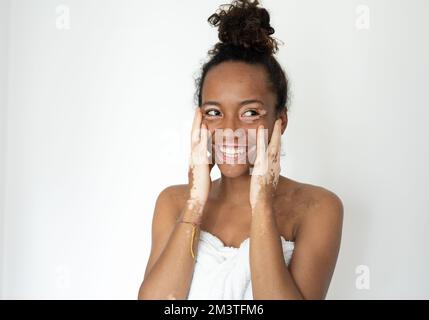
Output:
top-left (208, 0), bottom-right (280, 55)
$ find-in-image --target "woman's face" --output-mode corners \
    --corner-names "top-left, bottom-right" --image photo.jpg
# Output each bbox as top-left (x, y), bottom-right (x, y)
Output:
top-left (201, 61), bottom-right (286, 178)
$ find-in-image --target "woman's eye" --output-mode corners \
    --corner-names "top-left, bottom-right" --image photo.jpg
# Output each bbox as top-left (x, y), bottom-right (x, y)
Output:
top-left (205, 109), bottom-right (221, 117)
top-left (242, 110), bottom-right (259, 117)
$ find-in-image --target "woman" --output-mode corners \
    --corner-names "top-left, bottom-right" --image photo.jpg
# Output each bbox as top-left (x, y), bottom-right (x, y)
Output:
top-left (138, 0), bottom-right (343, 300)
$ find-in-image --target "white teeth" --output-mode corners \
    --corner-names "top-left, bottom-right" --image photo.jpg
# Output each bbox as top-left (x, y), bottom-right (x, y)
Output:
top-left (219, 146), bottom-right (246, 155)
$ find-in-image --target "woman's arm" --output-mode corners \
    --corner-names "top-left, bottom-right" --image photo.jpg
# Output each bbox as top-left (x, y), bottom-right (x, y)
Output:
top-left (138, 108), bottom-right (212, 300)
top-left (250, 202), bottom-right (303, 299)
top-left (137, 187), bottom-right (203, 300)
top-left (249, 120), bottom-right (343, 299)
top-left (250, 192), bottom-right (343, 300)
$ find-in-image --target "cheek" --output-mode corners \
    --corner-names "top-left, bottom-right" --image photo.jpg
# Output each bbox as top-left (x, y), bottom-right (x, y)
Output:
top-left (204, 121), bottom-right (273, 146)
top-left (202, 119), bottom-right (220, 133)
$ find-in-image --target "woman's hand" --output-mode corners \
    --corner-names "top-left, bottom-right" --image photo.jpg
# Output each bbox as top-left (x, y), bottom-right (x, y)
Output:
top-left (186, 108), bottom-right (214, 218)
top-left (249, 119), bottom-right (282, 211)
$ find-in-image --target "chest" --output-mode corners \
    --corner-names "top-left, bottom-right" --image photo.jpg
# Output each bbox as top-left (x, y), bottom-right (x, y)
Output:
top-left (199, 197), bottom-right (301, 248)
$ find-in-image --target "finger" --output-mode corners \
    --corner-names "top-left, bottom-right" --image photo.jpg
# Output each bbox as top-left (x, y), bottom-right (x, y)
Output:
top-left (205, 128), bottom-right (215, 166)
top-left (254, 125), bottom-right (269, 176)
top-left (256, 125), bottom-right (266, 158)
top-left (200, 124), bottom-right (209, 165)
top-left (200, 123), bottom-right (208, 150)
top-left (191, 108), bottom-right (202, 145)
top-left (269, 119), bottom-right (282, 154)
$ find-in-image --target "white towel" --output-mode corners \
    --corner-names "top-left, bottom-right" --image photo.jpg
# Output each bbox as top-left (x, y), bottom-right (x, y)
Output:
top-left (187, 230), bottom-right (295, 300)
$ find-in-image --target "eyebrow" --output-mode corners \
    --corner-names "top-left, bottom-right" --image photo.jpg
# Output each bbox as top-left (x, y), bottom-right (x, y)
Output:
top-left (201, 99), bottom-right (266, 108)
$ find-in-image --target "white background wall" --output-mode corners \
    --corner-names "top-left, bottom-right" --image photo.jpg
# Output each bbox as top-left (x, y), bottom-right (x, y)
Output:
top-left (0, 0), bottom-right (428, 299)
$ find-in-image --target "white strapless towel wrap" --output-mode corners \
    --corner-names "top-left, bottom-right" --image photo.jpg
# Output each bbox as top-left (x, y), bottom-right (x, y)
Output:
top-left (187, 230), bottom-right (295, 300)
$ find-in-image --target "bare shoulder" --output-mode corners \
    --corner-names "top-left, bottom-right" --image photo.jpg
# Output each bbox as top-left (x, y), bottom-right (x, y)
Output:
top-left (301, 182), bottom-right (343, 222)
top-left (278, 178), bottom-right (343, 299)
top-left (275, 177), bottom-right (344, 239)
top-left (142, 184), bottom-right (190, 280)
top-left (155, 184), bottom-right (190, 219)
top-left (159, 184), bottom-right (189, 202)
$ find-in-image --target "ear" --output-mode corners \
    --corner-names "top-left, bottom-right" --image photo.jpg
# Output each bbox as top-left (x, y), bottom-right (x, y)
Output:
top-left (278, 110), bottom-right (288, 135)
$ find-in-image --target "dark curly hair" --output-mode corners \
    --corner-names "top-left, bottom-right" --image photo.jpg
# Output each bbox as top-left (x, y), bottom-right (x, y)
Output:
top-left (194, 0), bottom-right (289, 114)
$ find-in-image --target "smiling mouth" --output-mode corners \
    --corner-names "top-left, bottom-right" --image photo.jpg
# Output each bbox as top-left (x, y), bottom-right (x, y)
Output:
top-left (214, 144), bottom-right (257, 164)
top-left (219, 145), bottom-right (246, 156)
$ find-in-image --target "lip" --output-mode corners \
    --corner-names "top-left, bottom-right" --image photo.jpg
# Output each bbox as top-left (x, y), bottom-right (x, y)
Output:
top-left (213, 144), bottom-right (257, 151)
top-left (214, 144), bottom-right (257, 165)
top-left (216, 144), bottom-right (247, 147)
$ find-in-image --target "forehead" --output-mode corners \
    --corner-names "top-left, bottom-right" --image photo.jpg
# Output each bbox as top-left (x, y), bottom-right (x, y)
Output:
top-left (202, 61), bottom-right (274, 104)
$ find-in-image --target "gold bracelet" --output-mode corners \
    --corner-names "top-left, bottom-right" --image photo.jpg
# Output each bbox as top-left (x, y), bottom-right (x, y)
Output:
top-left (177, 219), bottom-right (201, 260)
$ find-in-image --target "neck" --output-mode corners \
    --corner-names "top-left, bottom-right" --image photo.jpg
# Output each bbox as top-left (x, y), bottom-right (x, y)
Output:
top-left (214, 172), bottom-right (252, 206)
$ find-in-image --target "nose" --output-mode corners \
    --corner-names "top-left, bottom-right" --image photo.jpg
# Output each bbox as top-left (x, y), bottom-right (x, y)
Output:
top-left (222, 115), bottom-right (238, 132)
top-left (215, 117), bottom-right (247, 145)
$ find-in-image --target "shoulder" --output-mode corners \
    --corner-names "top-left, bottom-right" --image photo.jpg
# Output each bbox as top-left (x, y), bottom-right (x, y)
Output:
top-left (280, 177), bottom-right (342, 214)
top-left (275, 177), bottom-right (344, 239)
top-left (154, 184), bottom-right (189, 218)
top-left (280, 179), bottom-right (344, 299)
top-left (304, 184), bottom-right (343, 223)
top-left (294, 181), bottom-right (344, 241)
top-left (142, 184), bottom-right (189, 281)
top-left (157, 184), bottom-right (189, 203)
top-left (148, 184), bottom-right (190, 255)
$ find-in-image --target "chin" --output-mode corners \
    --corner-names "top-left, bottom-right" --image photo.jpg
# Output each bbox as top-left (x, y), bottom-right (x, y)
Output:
top-left (216, 163), bottom-right (250, 178)
top-left (211, 144), bottom-right (256, 178)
